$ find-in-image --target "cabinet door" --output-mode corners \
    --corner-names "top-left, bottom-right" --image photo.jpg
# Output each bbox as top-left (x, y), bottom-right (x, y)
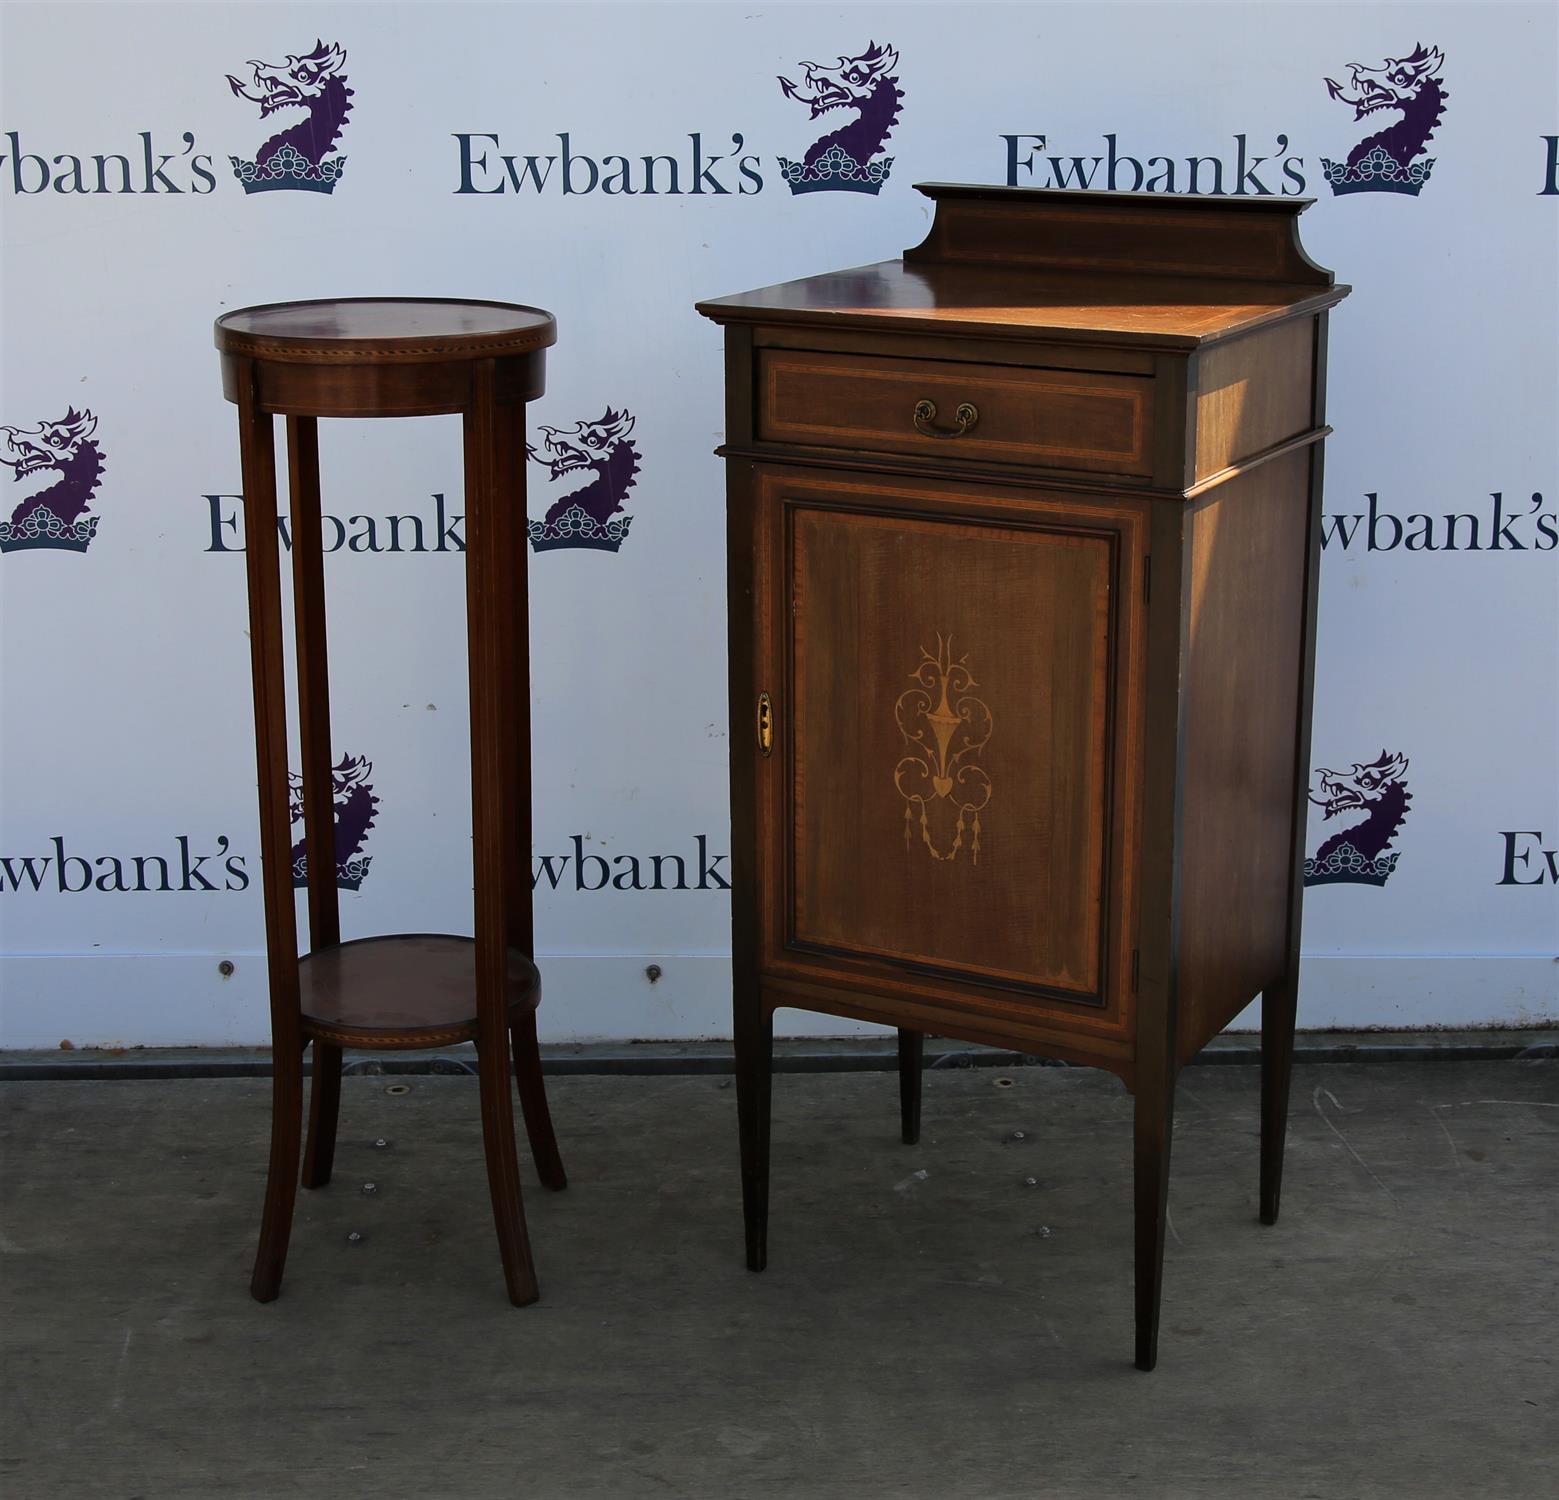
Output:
top-left (751, 467), bottom-right (1145, 1032)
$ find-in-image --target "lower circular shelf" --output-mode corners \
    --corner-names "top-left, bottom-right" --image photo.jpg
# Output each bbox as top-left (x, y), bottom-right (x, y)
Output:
top-left (297, 933), bottom-right (540, 1049)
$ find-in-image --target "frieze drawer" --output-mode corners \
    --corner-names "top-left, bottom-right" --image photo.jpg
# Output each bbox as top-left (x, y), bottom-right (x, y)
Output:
top-left (756, 349), bottom-right (1155, 477)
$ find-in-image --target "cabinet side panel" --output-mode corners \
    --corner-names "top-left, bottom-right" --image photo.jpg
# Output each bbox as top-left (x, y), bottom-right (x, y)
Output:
top-left (1177, 448), bottom-right (1309, 1061)
top-left (1194, 318), bottom-right (1314, 482)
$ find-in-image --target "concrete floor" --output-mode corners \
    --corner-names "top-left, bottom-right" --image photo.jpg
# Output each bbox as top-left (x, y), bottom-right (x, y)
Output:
top-left (2, 1058), bottom-right (1555, 1499)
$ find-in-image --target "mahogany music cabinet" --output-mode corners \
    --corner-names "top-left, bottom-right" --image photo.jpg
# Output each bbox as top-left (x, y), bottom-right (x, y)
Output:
top-left (697, 184), bottom-right (1349, 1370)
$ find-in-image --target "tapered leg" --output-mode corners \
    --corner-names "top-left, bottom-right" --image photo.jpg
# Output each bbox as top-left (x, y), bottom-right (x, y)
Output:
top-left (289, 420), bottom-right (340, 1196)
top-left (301, 1041), bottom-right (343, 1189)
top-left (491, 389), bottom-right (564, 1197)
top-left (1260, 974), bottom-right (1299, 1224)
top-left (1133, 1070), bottom-right (1177, 1371)
top-left (734, 1003), bottom-right (773, 1272)
top-left (234, 358), bottom-right (305, 1304)
top-left (286, 416), bottom-right (341, 958)
top-left (897, 1028), bottom-right (923, 1145)
top-left (466, 360), bottom-right (540, 1307)
top-left (511, 1009), bottom-right (566, 1191)
top-left (251, 1040), bottom-right (305, 1301)
top-left (477, 1025), bottom-right (538, 1305)
top-left (1265, 341), bottom-right (1325, 1223)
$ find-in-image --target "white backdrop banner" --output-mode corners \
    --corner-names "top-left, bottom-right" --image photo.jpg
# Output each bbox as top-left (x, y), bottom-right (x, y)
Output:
top-left (1, 1), bottom-right (1555, 1047)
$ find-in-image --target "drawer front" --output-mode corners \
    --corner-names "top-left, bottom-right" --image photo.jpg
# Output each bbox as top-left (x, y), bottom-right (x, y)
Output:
top-left (757, 350), bottom-right (1155, 476)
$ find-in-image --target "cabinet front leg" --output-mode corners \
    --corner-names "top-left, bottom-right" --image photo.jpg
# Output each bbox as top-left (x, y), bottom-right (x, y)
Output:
top-left (1260, 973), bottom-right (1299, 1224)
top-left (897, 1029), bottom-right (923, 1146)
top-left (733, 1004), bottom-right (773, 1272)
top-left (1133, 1071), bottom-right (1177, 1371)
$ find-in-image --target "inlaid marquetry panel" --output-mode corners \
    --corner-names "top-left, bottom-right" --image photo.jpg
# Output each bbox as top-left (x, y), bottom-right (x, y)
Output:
top-left (784, 501), bottom-right (1115, 1000)
top-left (893, 634), bottom-right (995, 865)
top-left (758, 350), bottom-right (1153, 476)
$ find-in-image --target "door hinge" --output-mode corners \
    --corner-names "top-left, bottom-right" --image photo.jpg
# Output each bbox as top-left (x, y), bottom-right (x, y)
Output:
top-left (1143, 554), bottom-right (1152, 603)
top-left (1130, 948), bottom-right (1141, 993)
top-left (757, 692), bottom-right (774, 756)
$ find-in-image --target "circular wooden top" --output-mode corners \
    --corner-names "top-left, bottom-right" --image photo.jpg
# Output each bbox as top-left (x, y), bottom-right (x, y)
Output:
top-left (214, 297), bottom-right (556, 365)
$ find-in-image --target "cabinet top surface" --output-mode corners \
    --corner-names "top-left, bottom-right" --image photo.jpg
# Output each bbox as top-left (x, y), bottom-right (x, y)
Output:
top-left (214, 298), bottom-right (556, 362)
top-left (697, 183), bottom-right (1348, 350)
top-left (697, 260), bottom-right (1345, 349)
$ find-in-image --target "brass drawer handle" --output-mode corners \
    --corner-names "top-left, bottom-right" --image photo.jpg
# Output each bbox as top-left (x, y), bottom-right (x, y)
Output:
top-left (757, 692), bottom-right (774, 756)
top-left (913, 399), bottom-right (979, 440)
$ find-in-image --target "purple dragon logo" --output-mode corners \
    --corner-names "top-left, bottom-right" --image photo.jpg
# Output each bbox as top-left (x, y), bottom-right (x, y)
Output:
top-left (290, 754), bottom-right (379, 890)
top-left (1304, 750), bottom-right (1413, 887)
top-left (527, 408), bottom-right (640, 554)
top-left (0, 408), bottom-right (104, 554)
top-left (778, 41), bottom-right (903, 195)
top-left (1322, 44), bottom-right (1446, 196)
top-left (226, 40), bottom-right (353, 194)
